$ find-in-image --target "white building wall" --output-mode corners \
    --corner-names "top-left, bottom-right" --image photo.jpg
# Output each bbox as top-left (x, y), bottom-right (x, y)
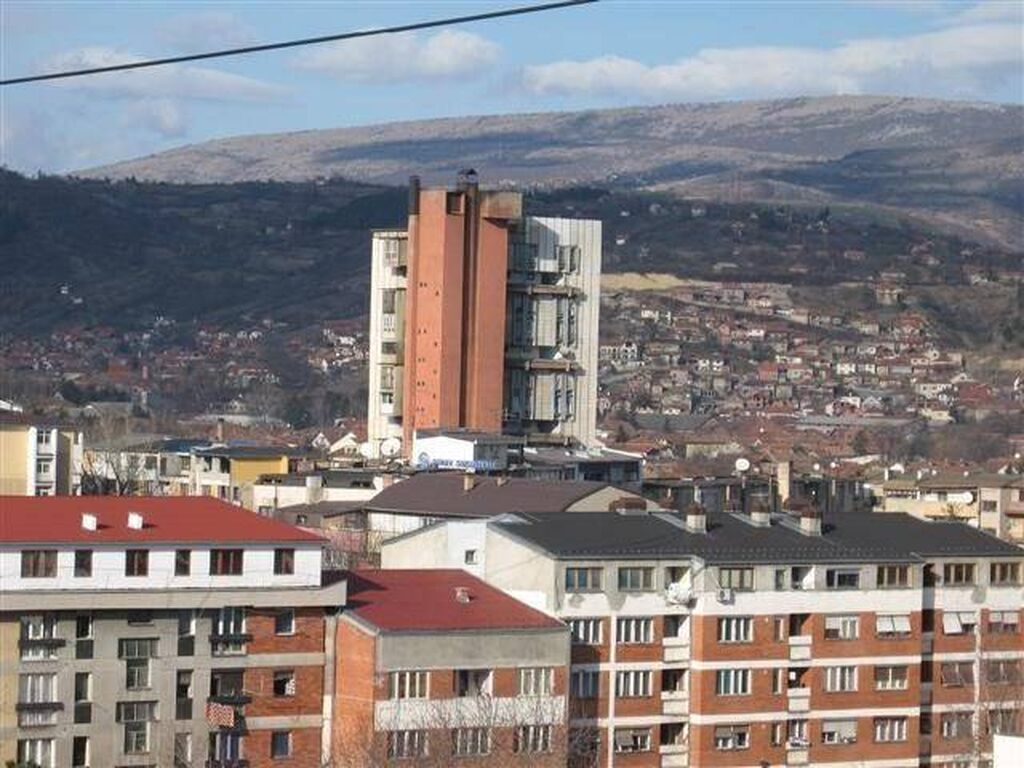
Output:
top-left (367, 230), bottom-right (408, 459)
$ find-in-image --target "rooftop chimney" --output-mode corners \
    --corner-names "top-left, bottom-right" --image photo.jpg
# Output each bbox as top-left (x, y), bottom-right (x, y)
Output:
top-left (216, 417), bottom-right (225, 443)
top-left (463, 474), bottom-right (477, 493)
top-left (684, 503), bottom-right (707, 534)
top-left (799, 506), bottom-right (822, 537)
top-left (454, 586), bottom-right (472, 604)
top-left (750, 501), bottom-right (771, 528)
top-left (81, 513), bottom-right (97, 531)
top-left (127, 512), bottom-right (144, 530)
top-left (495, 476), bottom-right (510, 487)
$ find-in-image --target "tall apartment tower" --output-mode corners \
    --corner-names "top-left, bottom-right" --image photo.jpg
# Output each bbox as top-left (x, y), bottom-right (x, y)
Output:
top-left (367, 174), bottom-right (601, 459)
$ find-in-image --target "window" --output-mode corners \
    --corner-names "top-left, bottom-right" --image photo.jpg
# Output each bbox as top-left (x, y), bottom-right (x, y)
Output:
top-left (565, 567), bottom-right (603, 591)
top-left (943, 562), bottom-right (976, 586)
top-left (389, 671), bottom-right (428, 699)
top-left (987, 709), bottom-right (1021, 735)
top-left (825, 666), bottom-right (857, 692)
top-left (120, 638), bottom-right (157, 690)
top-left (118, 701), bottom-right (156, 754)
top-left (824, 615), bottom-right (859, 640)
top-left (942, 611), bottom-right (977, 635)
top-left (72, 736), bottom-right (89, 768)
top-left (175, 549), bottom-right (191, 576)
top-left (876, 613), bottom-right (912, 637)
top-left (19, 673), bottom-right (57, 726)
top-left (874, 665), bottom-right (909, 691)
top-left (17, 739), bottom-right (53, 768)
top-left (991, 562), bottom-right (1021, 585)
top-left (618, 566), bottom-right (654, 591)
top-left (822, 719), bottom-right (858, 744)
top-left (271, 731), bottom-right (291, 759)
top-left (613, 728), bottom-right (651, 753)
top-left (452, 727), bottom-right (490, 757)
top-left (616, 670), bottom-right (652, 697)
top-left (771, 723), bottom-right (784, 746)
top-left (36, 460), bottom-right (51, 475)
top-left (212, 607), bottom-right (247, 655)
top-left (713, 725), bottom-right (750, 751)
top-left (772, 667), bottom-right (785, 694)
top-left (774, 616), bottom-right (786, 641)
top-left (275, 609), bottom-right (295, 635)
top-left (128, 610), bottom-right (152, 625)
top-left (273, 670), bottom-right (296, 697)
top-left (569, 618), bottom-right (602, 645)
top-left (455, 669), bottom-right (492, 697)
top-left (76, 614), bottom-right (92, 639)
top-left (125, 549), bottom-right (148, 577)
top-left (941, 712), bottom-right (972, 739)
top-left (21, 550), bottom-right (57, 578)
top-left (20, 614), bottom-right (58, 660)
top-left (464, 549), bottom-right (478, 565)
top-left (571, 669), bottom-right (599, 698)
top-left (715, 669), bottom-right (751, 696)
top-left (877, 564), bottom-right (910, 588)
top-left (174, 733), bottom-right (192, 767)
top-left (825, 568), bottom-right (860, 589)
top-left (718, 567), bottom-right (754, 590)
top-left (717, 616), bottom-right (753, 643)
top-left (75, 671), bottom-right (92, 702)
top-left (940, 662), bottom-right (974, 687)
top-left (985, 659), bottom-right (1021, 685)
top-left (874, 717), bottom-right (907, 742)
top-left (989, 611), bottom-right (1020, 634)
top-left (787, 720), bottom-right (808, 746)
top-left (514, 725), bottom-right (552, 754)
top-left (74, 550), bottom-right (92, 577)
top-left (617, 617), bottom-right (653, 644)
top-left (274, 548), bottom-right (295, 575)
top-left (518, 667), bottom-right (553, 696)
top-left (210, 549), bottom-right (244, 575)
top-left (790, 566), bottom-right (810, 589)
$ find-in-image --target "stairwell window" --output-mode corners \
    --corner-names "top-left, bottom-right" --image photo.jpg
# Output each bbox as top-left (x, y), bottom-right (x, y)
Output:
top-left (873, 717), bottom-right (907, 743)
top-left (616, 617), bottom-right (653, 644)
top-left (713, 725), bottom-right (750, 751)
top-left (717, 616), bottom-right (753, 643)
top-left (715, 669), bottom-right (751, 696)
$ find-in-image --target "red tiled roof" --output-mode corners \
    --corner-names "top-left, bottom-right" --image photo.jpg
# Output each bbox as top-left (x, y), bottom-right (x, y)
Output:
top-left (345, 569), bottom-right (563, 633)
top-left (0, 496), bottom-right (323, 544)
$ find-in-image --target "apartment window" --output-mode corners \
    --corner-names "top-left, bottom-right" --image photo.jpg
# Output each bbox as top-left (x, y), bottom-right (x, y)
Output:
top-left (564, 567), bottom-right (603, 591)
top-left (452, 727), bottom-right (490, 757)
top-left (790, 565), bottom-right (810, 589)
top-left (774, 616), bottom-right (786, 641)
top-left (985, 659), bottom-right (1021, 685)
top-left (212, 606), bottom-right (247, 655)
top-left (210, 732), bottom-right (242, 763)
top-left (74, 550), bottom-right (92, 577)
top-left (941, 712), bottom-right (972, 739)
top-left (824, 614), bottom-right (859, 640)
top-left (942, 610), bottom-right (977, 635)
top-left (943, 562), bottom-right (976, 586)
top-left (518, 667), bottom-right (553, 696)
top-left (21, 549), bottom-right (57, 578)
top-left (822, 719), bottom-right (858, 744)
top-left (174, 733), bottom-right (192, 767)
top-left (617, 617), bottom-right (653, 644)
top-left (118, 701), bottom-right (156, 754)
top-left (715, 669), bottom-right (751, 696)
top-left (874, 717), bottom-right (907, 743)
top-left (772, 667), bottom-right (785, 694)
top-left (569, 618), bottom-right (602, 645)
top-left (17, 739), bottom-right (54, 768)
top-left (37, 430), bottom-right (52, 445)
top-left (787, 719), bottom-right (808, 746)
top-left (18, 673), bottom-right (57, 726)
top-left (940, 662), bottom-right (974, 687)
top-left (616, 670), bottom-right (652, 697)
top-left (718, 567), bottom-right (754, 590)
top-left (175, 549), bottom-right (191, 576)
top-left (72, 736), bottom-right (89, 768)
top-left (274, 548), bottom-right (295, 575)
top-left (273, 670), bottom-right (296, 697)
top-left (210, 549), bottom-right (244, 576)
top-left (987, 708), bottom-right (1021, 735)
top-left (20, 614), bottom-right (59, 660)
top-left (389, 670), bottom-right (428, 699)
top-left (989, 610), bottom-right (1020, 634)
top-left (717, 616), bottom-right (753, 643)
top-left (618, 566), bottom-right (654, 591)
top-left (990, 561), bottom-right (1022, 585)
top-left (75, 670), bottom-right (92, 701)
top-left (125, 549), bottom-right (148, 577)
top-left (275, 608), bottom-right (295, 635)
top-left (825, 666), bottom-right (857, 692)
top-left (713, 725), bottom-right (750, 751)
top-left (571, 669), bottom-right (599, 698)
top-left (876, 613), bottom-right (912, 637)
top-left (771, 722), bottom-right (784, 746)
top-left (614, 728), bottom-right (651, 753)
top-left (120, 638), bottom-right (157, 690)
top-left (36, 460), bottom-right (51, 475)
top-left (514, 725), bottom-right (552, 754)
top-left (464, 549), bottom-right (478, 565)
top-left (877, 564), bottom-right (910, 588)
top-left (874, 665), bottom-right (909, 691)
top-left (455, 669), bottom-right (492, 697)
top-left (271, 731), bottom-right (291, 759)
top-left (825, 568), bottom-right (860, 589)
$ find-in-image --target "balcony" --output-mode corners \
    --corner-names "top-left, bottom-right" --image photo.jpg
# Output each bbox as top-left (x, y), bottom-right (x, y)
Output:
top-left (787, 687), bottom-right (811, 712)
top-left (786, 743), bottom-right (810, 765)
top-left (20, 636), bottom-right (66, 654)
top-left (788, 634), bottom-right (812, 661)
top-left (208, 692), bottom-right (251, 707)
top-left (16, 701), bottom-right (64, 713)
top-left (660, 748), bottom-right (688, 768)
top-left (661, 690), bottom-right (688, 716)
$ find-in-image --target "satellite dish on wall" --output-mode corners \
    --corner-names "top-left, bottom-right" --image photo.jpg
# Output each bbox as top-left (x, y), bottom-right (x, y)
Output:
top-left (381, 438), bottom-right (402, 459)
top-left (358, 443), bottom-right (374, 459)
top-left (734, 457), bottom-right (751, 473)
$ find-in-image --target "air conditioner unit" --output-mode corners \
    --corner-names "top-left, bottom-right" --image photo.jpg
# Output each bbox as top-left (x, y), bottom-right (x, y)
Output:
top-left (716, 587), bottom-right (734, 603)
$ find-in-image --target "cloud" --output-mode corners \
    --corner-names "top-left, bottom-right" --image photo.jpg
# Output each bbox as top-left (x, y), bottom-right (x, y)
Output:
top-left (938, 1), bottom-right (1023, 26)
top-left (154, 11), bottom-right (257, 53)
top-left (122, 99), bottom-right (187, 138)
top-left (293, 29), bottom-right (500, 82)
top-left (521, 21), bottom-right (1023, 102)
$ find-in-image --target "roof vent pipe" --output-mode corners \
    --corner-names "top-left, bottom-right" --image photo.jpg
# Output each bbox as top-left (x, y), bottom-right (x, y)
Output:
top-left (454, 587), bottom-right (471, 604)
top-left (81, 513), bottom-right (97, 531)
top-left (127, 512), bottom-right (144, 530)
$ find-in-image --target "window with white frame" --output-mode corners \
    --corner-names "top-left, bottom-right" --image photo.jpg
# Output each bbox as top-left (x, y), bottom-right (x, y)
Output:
top-left (821, 719), bottom-right (857, 744)
top-left (876, 613), bottom-right (912, 637)
top-left (613, 728), bottom-right (651, 753)
top-left (571, 669), bottom-right (599, 698)
top-left (876, 564), bottom-right (911, 588)
top-left (18, 673), bottom-right (58, 726)
top-left (389, 671), bottom-right (428, 700)
top-left (387, 730), bottom-right (427, 759)
top-left (874, 717), bottom-right (907, 742)
top-left (713, 725), bottom-right (750, 751)
top-left (825, 666), bottom-right (857, 692)
top-left (988, 611), bottom-right (1020, 634)
top-left (990, 562), bottom-right (1021, 585)
top-left (717, 616), bottom-right (753, 643)
top-left (120, 638), bottom-right (157, 690)
top-left (787, 719), bottom-right (808, 746)
top-left (942, 611), bottom-right (977, 635)
top-left (569, 618), bottom-right (602, 645)
top-left (17, 739), bottom-right (54, 768)
top-left (825, 568), bottom-right (860, 589)
top-left (616, 670), bottom-right (652, 698)
top-left (212, 607), bottom-right (247, 655)
top-left (715, 669), bottom-right (751, 696)
top-left (986, 708), bottom-right (1021, 735)
top-left (118, 701), bottom-right (156, 754)
top-left (942, 562), bottom-right (976, 586)
top-left (718, 567), bottom-right (754, 590)
top-left (518, 667), bottom-right (553, 696)
top-left (514, 725), bottom-right (552, 754)
top-left (617, 566), bottom-right (654, 591)
top-left (824, 614), bottom-right (859, 640)
top-left (616, 617), bottom-right (653, 644)
top-left (940, 661), bottom-right (974, 687)
top-left (941, 712), bottom-right (972, 739)
top-left (452, 728), bottom-right (490, 757)
top-left (985, 659), bottom-right (1021, 685)
top-left (564, 567), bottom-right (603, 592)
top-left (20, 615), bottom-right (59, 660)
top-left (874, 665), bottom-right (909, 691)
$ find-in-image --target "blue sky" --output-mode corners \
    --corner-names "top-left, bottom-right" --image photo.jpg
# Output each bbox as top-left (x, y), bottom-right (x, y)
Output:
top-left (2, 1), bottom-right (1021, 173)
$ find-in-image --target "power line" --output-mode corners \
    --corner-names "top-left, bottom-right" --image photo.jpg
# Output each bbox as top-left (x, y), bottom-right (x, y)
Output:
top-left (0, 0), bottom-right (597, 87)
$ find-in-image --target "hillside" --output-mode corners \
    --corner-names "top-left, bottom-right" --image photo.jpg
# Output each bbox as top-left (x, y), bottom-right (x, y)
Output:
top-left (80, 95), bottom-right (1024, 249)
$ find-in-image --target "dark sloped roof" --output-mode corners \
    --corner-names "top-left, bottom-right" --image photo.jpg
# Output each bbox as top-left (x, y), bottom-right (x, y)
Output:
top-left (492, 511), bottom-right (1024, 564)
top-left (363, 474), bottom-right (614, 517)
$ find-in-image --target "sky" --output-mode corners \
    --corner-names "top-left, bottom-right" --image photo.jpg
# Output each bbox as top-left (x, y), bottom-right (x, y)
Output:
top-left (1, 0), bottom-right (1022, 174)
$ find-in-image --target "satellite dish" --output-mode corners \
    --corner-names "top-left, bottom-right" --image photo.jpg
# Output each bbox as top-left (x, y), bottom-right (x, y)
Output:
top-left (358, 442), bottom-right (374, 459)
top-left (380, 438), bottom-right (402, 459)
top-left (734, 457), bottom-right (751, 473)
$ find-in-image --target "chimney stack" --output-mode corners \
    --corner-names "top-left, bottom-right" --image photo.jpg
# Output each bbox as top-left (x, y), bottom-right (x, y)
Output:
top-left (799, 506), bottom-right (822, 537)
top-left (462, 473), bottom-right (477, 493)
top-left (684, 503), bottom-right (707, 534)
top-left (750, 501), bottom-right (771, 527)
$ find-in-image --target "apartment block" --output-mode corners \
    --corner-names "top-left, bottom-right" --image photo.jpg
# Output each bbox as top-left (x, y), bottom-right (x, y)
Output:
top-left (366, 173), bottom-right (602, 459)
top-left (333, 568), bottom-right (570, 767)
top-left (0, 412), bottom-right (83, 496)
top-left (0, 496), bottom-right (345, 768)
top-left (381, 507), bottom-right (1024, 768)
